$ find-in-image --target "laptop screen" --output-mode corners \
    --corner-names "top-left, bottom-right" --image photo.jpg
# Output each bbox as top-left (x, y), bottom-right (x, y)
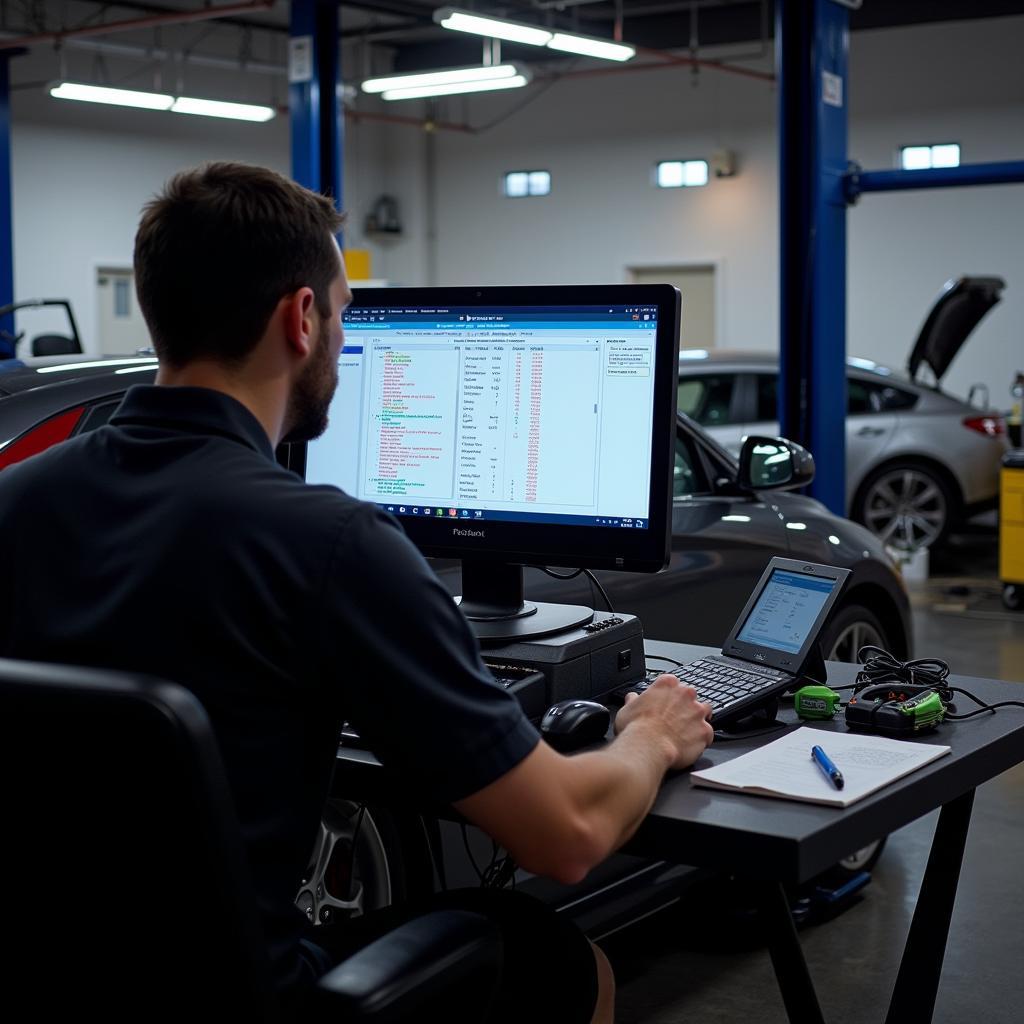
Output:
top-left (735, 568), bottom-right (840, 655)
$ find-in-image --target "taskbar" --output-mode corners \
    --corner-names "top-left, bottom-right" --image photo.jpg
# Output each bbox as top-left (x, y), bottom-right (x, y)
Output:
top-left (377, 503), bottom-right (649, 529)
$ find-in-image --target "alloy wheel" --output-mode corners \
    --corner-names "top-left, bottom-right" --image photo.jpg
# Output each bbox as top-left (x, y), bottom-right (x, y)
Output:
top-left (862, 467), bottom-right (947, 549)
top-left (295, 800), bottom-right (394, 926)
top-left (826, 618), bottom-right (885, 663)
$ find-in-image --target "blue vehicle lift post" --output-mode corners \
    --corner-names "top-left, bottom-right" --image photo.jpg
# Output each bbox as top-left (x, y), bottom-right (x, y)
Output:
top-left (290, 0), bottom-right (343, 223)
top-left (777, 1), bottom-right (1024, 516)
top-left (0, 52), bottom-right (23, 359)
top-left (776, 0), bottom-right (850, 515)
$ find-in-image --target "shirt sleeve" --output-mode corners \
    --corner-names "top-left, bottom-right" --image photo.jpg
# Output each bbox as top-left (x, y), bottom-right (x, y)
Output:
top-left (314, 503), bottom-right (540, 804)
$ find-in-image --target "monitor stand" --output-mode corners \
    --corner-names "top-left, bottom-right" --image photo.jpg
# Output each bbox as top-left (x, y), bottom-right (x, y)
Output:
top-left (456, 560), bottom-right (594, 642)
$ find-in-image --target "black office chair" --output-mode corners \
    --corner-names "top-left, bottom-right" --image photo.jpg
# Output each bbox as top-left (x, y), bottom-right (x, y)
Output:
top-left (0, 659), bottom-right (502, 1023)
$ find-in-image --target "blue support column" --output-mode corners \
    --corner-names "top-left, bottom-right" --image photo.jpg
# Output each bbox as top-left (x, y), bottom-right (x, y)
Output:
top-left (777, 0), bottom-right (849, 514)
top-left (290, 0), bottom-right (343, 217)
top-left (0, 56), bottom-right (15, 356)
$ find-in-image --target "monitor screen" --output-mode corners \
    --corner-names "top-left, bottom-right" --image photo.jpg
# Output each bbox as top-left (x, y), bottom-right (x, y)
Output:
top-left (735, 569), bottom-right (839, 655)
top-left (303, 284), bottom-right (680, 576)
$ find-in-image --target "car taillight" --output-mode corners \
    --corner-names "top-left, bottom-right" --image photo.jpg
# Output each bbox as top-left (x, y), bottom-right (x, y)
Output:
top-left (962, 414), bottom-right (1006, 438)
top-left (0, 406), bottom-right (86, 471)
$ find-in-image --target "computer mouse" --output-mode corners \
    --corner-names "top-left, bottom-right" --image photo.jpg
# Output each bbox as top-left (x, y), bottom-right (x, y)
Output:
top-left (540, 700), bottom-right (611, 753)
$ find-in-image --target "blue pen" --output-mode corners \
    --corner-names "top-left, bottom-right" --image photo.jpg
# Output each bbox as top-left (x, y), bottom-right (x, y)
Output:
top-left (811, 744), bottom-right (844, 790)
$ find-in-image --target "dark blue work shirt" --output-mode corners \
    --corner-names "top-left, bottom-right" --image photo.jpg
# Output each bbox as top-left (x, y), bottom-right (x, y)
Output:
top-left (0, 384), bottom-right (539, 990)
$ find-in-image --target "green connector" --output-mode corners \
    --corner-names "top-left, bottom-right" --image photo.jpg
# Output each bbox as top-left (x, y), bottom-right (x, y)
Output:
top-left (897, 689), bottom-right (946, 730)
top-left (794, 684), bottom-right (842, 720)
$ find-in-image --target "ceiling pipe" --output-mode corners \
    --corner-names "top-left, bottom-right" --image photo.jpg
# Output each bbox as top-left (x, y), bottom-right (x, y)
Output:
top-left (0, 0), bottom-right (277, 52)
top-left (551, 45), bottom-right (774, 82)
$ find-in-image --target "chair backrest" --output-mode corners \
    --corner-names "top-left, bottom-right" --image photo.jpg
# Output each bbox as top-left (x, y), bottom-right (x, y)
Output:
top-left (0, 659), bottom-right (280, 1023)
top-left (31, 332), bottom-right (83, 356)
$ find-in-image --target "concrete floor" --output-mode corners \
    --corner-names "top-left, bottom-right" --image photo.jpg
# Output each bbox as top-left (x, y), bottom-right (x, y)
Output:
top-left (606, 526), bottom-right (1024, 1023)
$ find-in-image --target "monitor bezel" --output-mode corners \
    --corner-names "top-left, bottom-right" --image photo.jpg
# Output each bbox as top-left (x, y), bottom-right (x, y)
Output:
top-left (721, 557), bottom-right (852, 672)
top-left (301, 282), bottom-right (680, 573)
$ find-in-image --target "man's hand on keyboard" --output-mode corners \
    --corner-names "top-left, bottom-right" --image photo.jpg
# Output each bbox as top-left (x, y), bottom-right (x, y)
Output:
top-left (614, 674), bottom-right (714, 770)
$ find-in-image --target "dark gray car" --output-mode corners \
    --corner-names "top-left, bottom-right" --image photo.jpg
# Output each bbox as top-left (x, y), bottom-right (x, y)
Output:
top-left (0, 354), bottom-right (911, 937)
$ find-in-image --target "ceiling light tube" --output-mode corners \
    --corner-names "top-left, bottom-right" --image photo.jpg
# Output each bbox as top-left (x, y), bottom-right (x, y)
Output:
top-left (381, 74), bottom-right (529, 101)
top-left (171, 96), bottom-right (275, 122)
top-left (49, 81), bottom-right (173, 110)
top-left (433, 7), bottom-right (552, 47)
top-left (547, 33), bottom-right (635, 61)
top-left (362, 63), bottom-right (519, 94)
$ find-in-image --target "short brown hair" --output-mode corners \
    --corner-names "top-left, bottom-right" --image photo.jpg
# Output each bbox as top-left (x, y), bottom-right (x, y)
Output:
top-left (134, 162), bottom-right (345, 366)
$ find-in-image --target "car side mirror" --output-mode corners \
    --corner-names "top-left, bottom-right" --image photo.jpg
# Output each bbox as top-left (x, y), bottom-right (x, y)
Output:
top-left (737, 435), bottom-right (815, 491)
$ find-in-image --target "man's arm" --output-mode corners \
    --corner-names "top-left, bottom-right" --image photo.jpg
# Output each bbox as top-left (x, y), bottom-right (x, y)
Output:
top-left (454, 676), bottom-right (713, 886)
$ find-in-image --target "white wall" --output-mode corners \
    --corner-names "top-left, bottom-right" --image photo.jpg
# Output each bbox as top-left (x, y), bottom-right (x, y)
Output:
top-left (367, 14), bottom-right (1024, 408)
top-left (6, 13), bottom-right (1024, 408)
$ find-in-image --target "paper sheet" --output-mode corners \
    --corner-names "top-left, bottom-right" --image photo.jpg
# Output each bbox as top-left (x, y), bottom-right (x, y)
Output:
top-left (691, 726), bottom-right (951, 807)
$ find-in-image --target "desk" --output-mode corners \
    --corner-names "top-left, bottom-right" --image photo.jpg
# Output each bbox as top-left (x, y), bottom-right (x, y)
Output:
top-left (335, 640), bottom-right (1024, 1024)
top-left (632, 640), bottom-right (1024, 1024)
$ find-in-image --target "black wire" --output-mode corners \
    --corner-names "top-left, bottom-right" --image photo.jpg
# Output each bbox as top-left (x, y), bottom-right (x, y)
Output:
top-left (583, 569), bottom-right (614, 613)
top-left (854, 645), bottom-right (1024, 721)
top-left (460, 823), bottom-right (484, 883)
top-left (532, 565), bottom-right (614, 613)
top-left (646, 655), bottom-right (683, 670)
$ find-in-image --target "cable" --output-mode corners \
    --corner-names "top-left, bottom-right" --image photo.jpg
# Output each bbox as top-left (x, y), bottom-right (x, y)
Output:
top-left (853, 645), bottom-right (1024, 721)
top-left (532, 565), bottom-right (614, 613)
top-left (646, 655), bottom-right (683, 670)
top-left (583, 569), bottom-right (614, 613)
top-left (713, 722), bottom-right (788, 742)
top-left (460, 823), bottom-right (484, 883)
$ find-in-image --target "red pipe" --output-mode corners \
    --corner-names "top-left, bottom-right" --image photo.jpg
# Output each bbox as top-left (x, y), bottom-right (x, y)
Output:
top-left (0, 0), bottom-right (277, 51)
top-left (558, 46), bottom-right (775, 83)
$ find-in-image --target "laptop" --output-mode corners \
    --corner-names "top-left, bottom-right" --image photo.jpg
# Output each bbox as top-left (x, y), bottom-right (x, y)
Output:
top-left (615, 557), bottom-right (851, 727)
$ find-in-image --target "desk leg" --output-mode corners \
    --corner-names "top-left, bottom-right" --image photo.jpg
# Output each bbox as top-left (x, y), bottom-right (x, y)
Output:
top-left (758, 882), bottom-right (826, 1024)
top-left (885, 788), bottom-right (976, 1024)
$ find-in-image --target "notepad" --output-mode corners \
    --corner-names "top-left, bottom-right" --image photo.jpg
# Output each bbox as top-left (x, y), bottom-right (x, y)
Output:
top-left (691, 726), bottom-right (951, 807)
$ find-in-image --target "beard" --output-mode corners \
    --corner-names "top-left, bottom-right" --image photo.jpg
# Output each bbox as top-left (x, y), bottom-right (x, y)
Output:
top-left (281, 317), bottom-right (338, 444)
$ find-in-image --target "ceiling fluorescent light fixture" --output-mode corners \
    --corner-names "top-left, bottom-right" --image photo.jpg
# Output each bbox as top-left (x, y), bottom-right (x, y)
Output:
top-left (433, 7), bottom-right (634, 62)
top-left (50, 82), bottom-right (275, 122)
top-left (547, 33), bottom-right (634, 61)
top-left (362, 63), bottom-right (530, 100)
top-left (434, 7), bottom-right (552, 46)
top-left (50, 82), bottom-right (173, 110)
top-left (171, 97), bottom-right (275, 122)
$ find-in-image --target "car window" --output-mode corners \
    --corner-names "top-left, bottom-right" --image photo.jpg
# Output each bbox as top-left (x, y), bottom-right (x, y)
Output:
top-left (677, 374), bottom-right (736, 427)
top-left (674, 432), bottom-right (709, 497)
top-left (755, 373), bottom-right (916, 418)
top-left (75, 400), bottom-right (121, 434)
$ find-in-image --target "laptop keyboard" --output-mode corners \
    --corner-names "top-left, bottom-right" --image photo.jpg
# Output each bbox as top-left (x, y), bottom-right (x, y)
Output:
top-left (613, 655), bottom-right (791, 722)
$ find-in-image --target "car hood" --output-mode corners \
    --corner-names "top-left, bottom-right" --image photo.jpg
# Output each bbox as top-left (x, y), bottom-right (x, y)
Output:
top-left (907, 276), bottom-right (1004, 383)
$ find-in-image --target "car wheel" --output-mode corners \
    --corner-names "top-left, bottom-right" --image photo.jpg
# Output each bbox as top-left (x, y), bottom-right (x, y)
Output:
top-left (1003, 584), bottom-right (1023, 612)
top-left (839, 838), bottom-right (888, 873)
top-left (853, 461), bottom-right (957, 549)
top-left (296, 800), bottom-right (433, 927)
top-left (821, 603), bottom-right (889, 663)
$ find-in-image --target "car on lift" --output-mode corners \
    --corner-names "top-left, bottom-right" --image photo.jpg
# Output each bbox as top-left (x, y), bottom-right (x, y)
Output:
top-left (676, 277), bottom-right (1010, 549)
top-left (0, 354), bottom-right (911, 937)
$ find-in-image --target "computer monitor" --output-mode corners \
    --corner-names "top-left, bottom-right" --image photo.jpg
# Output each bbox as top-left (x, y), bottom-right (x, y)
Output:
top-left (301, 284), bottom-right (681, 640)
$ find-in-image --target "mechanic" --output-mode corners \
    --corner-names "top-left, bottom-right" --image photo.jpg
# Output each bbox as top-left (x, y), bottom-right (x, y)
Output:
top-left (0, 162), bottom-right (713, 1023)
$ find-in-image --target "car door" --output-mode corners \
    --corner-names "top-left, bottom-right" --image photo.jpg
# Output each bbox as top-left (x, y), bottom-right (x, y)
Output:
top-left (596, 419), bottom-right (794, 645)
top-left (748, 371), bottom-right (898, 490)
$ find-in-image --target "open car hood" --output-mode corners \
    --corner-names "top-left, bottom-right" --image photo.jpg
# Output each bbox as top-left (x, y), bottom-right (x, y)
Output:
top-left (908, 276), bottom-right (1004, 383)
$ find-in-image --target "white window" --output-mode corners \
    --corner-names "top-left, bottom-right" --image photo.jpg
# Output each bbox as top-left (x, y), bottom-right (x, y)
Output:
top-left (655, 160), bottom-right (709, 189)
top-left (899, 143), bottom-right (960, 170)
top-left (503, 169), bottom-right (550, 197)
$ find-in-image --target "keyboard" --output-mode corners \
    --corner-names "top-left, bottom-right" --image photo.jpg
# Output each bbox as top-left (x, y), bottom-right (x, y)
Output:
top-left (613, 654), bottom-right (792, 726)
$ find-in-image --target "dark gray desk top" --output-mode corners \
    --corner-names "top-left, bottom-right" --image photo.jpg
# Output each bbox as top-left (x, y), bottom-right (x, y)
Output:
top-left (333, 640), bottom-right (1024, 885)
top-left (630, 641), bottom-right (1024, 883)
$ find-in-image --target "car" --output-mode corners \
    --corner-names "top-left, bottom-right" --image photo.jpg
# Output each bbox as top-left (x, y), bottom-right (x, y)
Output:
top-left (676, 277), bottom-right (1010, 549)
top-left (0, 353), bottom-right (911, 938)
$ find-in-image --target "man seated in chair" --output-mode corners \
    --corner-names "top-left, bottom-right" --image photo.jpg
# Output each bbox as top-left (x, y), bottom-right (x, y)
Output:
top-left (0, 163), bottom-right (713, 1023)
